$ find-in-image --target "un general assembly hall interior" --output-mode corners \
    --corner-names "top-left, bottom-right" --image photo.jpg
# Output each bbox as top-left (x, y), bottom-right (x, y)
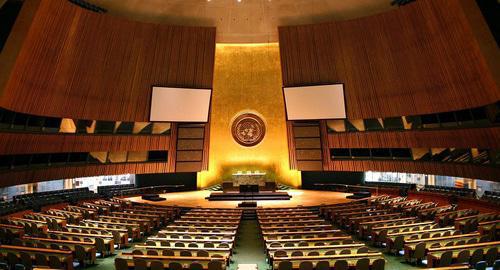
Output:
top-left (0, 0), bottom-right (499, 269)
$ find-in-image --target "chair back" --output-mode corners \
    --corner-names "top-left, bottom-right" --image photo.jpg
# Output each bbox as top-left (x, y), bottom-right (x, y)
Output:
top-left (333, 260), bottom-right (348, 270)
top-left (274, 250), bottom-right (287, 258)
top-left (357, 247), bottom-right (369, 254)
top-left (315, 261), bottom-right (329, 270)
top-left (20, 252), bottom-right (32, 270)
top-left (298, 261), bottom-right (313, 270)
top-left (355, 258), bottom-right (370, 270)
top-left (115, 258), bottom-right (129, 270)
top-left (197, 250), bottom-right (209, 257)
top-left (133, 258), bottom-right (148, 270)
top-left (208, 261), bottom-right (223, 270)
top-left (470, 249), bottom-right (484, 266)
top-left (485, 247), bottom-right (498, 266)
top-left (150, 261), bottom-right (164, 270)
top-left (438, 251), bottom-right (453, 267)
top-left (35, 254), bottom-right (48, 266)
top-left (147, 250), bottom-right (158, 256)
top-left (456, 250), bottom-right (470, 264)
top-left (372, 258), bottom-right (385, 270)
top-left (169, 262), bottom-right (183, 270)
top-left (48, 256), bottom-right (62, 269)
top-left (7, 252), bottom-right (19, 266)
top-left (162, 250), bottom-right (175, 256)
top-left (277, 261), bottom-right (292, 270)
top-left (189, 262), bottom-right (203, 270)
top-left (132, 250), bottom-right (143, 255)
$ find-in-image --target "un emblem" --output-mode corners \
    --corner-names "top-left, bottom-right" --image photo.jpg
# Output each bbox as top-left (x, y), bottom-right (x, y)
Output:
top-left (231, 113), bottom-right (266, 147)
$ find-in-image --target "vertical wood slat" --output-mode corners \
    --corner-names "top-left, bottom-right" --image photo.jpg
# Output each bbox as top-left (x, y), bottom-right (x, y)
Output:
top-left (286, 121), bottom-right (298, 170)
top-left (201, 121), bottom-right (211, 171)
top-left (167, 123), bottom-right (178, 173)
top-left (0, 0), bottom-right (216, 122)
top-left (278, 0), bottom-right (499, 119)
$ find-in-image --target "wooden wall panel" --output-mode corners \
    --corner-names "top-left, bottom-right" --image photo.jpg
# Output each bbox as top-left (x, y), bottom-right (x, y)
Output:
top-left (175, 124), bottom-right (207, 172)
top-left (279, 0), bottom-right (499, 119)
top-left (325, 160), bottom-right (500, 182)
top-left (0, 133), bottom-right (170, 155)
top-left (327, 127), bottom-right (500, 149)
top-left (0, 162), bottom-right (169, 187)
top-left (0, 0), bottom-right (216, 121)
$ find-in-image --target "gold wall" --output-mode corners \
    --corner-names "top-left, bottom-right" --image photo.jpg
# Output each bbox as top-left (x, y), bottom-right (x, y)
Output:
top-left (197, 43), bottom-right (301, 188)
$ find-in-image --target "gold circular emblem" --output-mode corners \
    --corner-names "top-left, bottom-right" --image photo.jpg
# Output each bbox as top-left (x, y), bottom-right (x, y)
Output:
top-left (231, 113), bottom-right (266, 147)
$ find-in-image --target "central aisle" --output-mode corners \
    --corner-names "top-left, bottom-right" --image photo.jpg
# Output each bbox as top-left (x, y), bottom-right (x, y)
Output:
top-left (229, 220), bottom-right (269, 270)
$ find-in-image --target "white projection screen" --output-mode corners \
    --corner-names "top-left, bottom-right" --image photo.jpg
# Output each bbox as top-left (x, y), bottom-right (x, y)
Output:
top-left (283, 84), bottom-right (346, 120)
top-left (150, 87), bottom-right (211, 122)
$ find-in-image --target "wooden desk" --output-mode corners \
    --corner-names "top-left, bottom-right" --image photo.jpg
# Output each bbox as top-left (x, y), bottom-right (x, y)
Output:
top-left (134, 244), bottom-right (231, 253)
top-left (258, 215), bottom-right (318, 220)
top-left (148, 236), bottom-right (235, 243)
top-left (158, 230), bottom-right (236, 236)
top-left (0, 245), bottom-right (73, 270)
top-left (167, 225), bottom-right (238, 231)
top-left (261, 224), bottom-right (331, 231)
top-left (261, 229), bottom-right (341, 236)
top-left (264, 236), bottom-right (351, 244)
top-left (22, 236), bottom-right (96, 264)
top-left (258, 219), bottom-right (326, 225)
top-left (403, 233), bottom-right (480, 262)
top-left (267, 243), bottom-right (365, 252)
top-left (272, 252), bottom-right (384, 269)
top-left (426, 241), bottom-right (500, 267)
top-left (47, 230), bottom-right (115, 254)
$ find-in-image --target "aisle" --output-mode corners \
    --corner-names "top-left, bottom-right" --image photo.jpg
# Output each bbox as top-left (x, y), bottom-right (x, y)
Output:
top-left (229, 219), bottom-right (270, 270)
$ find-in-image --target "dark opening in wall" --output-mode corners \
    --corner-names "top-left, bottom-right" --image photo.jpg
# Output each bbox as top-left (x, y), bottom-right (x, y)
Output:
top-left (135, 172), bottom-right (197, 190)
top-left (147, 151), bottom-right (168, 162)
top-left (0, 0), bottom-right (23, 52)
top-left (301, 171), bottom-right (364, 190)
top-left (476, 0), bottom-right (500, 46)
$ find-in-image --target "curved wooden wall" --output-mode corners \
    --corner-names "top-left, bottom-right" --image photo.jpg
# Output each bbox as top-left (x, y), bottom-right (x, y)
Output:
top-left (0, 0), bottom-right (216, 121)
top-left (0, 0), bottom-right (216, 187)
top-left (0, 133), bottom-right (170, 155)
top-left (282, 0), bottom-right (500, 182)
top-left (324, 160), bottom-right (499, 183)
top-left (0, 162), bottom-right (169, 187)
top-left (326, 127), bottom-right (500, 149)
top-left (279, 0), bottom-right (499, 119)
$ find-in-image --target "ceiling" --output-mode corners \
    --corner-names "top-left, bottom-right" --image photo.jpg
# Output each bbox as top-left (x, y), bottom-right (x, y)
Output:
top-left (86, 0), bottom-right (396, 43)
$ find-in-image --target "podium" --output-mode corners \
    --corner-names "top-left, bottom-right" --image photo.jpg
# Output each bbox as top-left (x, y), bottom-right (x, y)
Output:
top-left (222, 171), bottom-right (276, 193)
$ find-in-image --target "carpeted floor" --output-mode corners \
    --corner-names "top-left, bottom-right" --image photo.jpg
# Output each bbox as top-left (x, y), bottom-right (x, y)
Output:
top-left (229, 220), bottom-right (270, 270)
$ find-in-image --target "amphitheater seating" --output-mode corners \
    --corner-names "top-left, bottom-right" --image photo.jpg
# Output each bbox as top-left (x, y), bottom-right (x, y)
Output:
top-left (320, 195), bottom-right (500, 269)
top-left (258, 205), bottom-right (385, 269)
top-left (1, 188), bottom-right (499, 270)
top-left (115, 208), bottom-right (241, 269)
top-left (0, 197), bottom-right (180, 269)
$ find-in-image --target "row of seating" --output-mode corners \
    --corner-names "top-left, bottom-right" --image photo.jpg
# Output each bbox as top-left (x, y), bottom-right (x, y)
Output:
top-left (320, 195), bottom-right (500, 269)
top-left (257, 205), bottom-right (385, 270)
top-left (115, 207), bottom-right (242, 270)
top-left (0, 198), bottom-right (178, 270)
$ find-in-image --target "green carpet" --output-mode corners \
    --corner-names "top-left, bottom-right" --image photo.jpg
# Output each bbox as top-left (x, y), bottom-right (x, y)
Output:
top-left (229, 220), bottom-right (270, 270)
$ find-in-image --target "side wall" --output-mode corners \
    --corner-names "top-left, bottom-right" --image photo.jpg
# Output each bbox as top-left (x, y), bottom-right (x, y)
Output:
top-left (279, 0), bottom-right (500, 181)
top-left (0, 0), bottom-right (215, 186)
